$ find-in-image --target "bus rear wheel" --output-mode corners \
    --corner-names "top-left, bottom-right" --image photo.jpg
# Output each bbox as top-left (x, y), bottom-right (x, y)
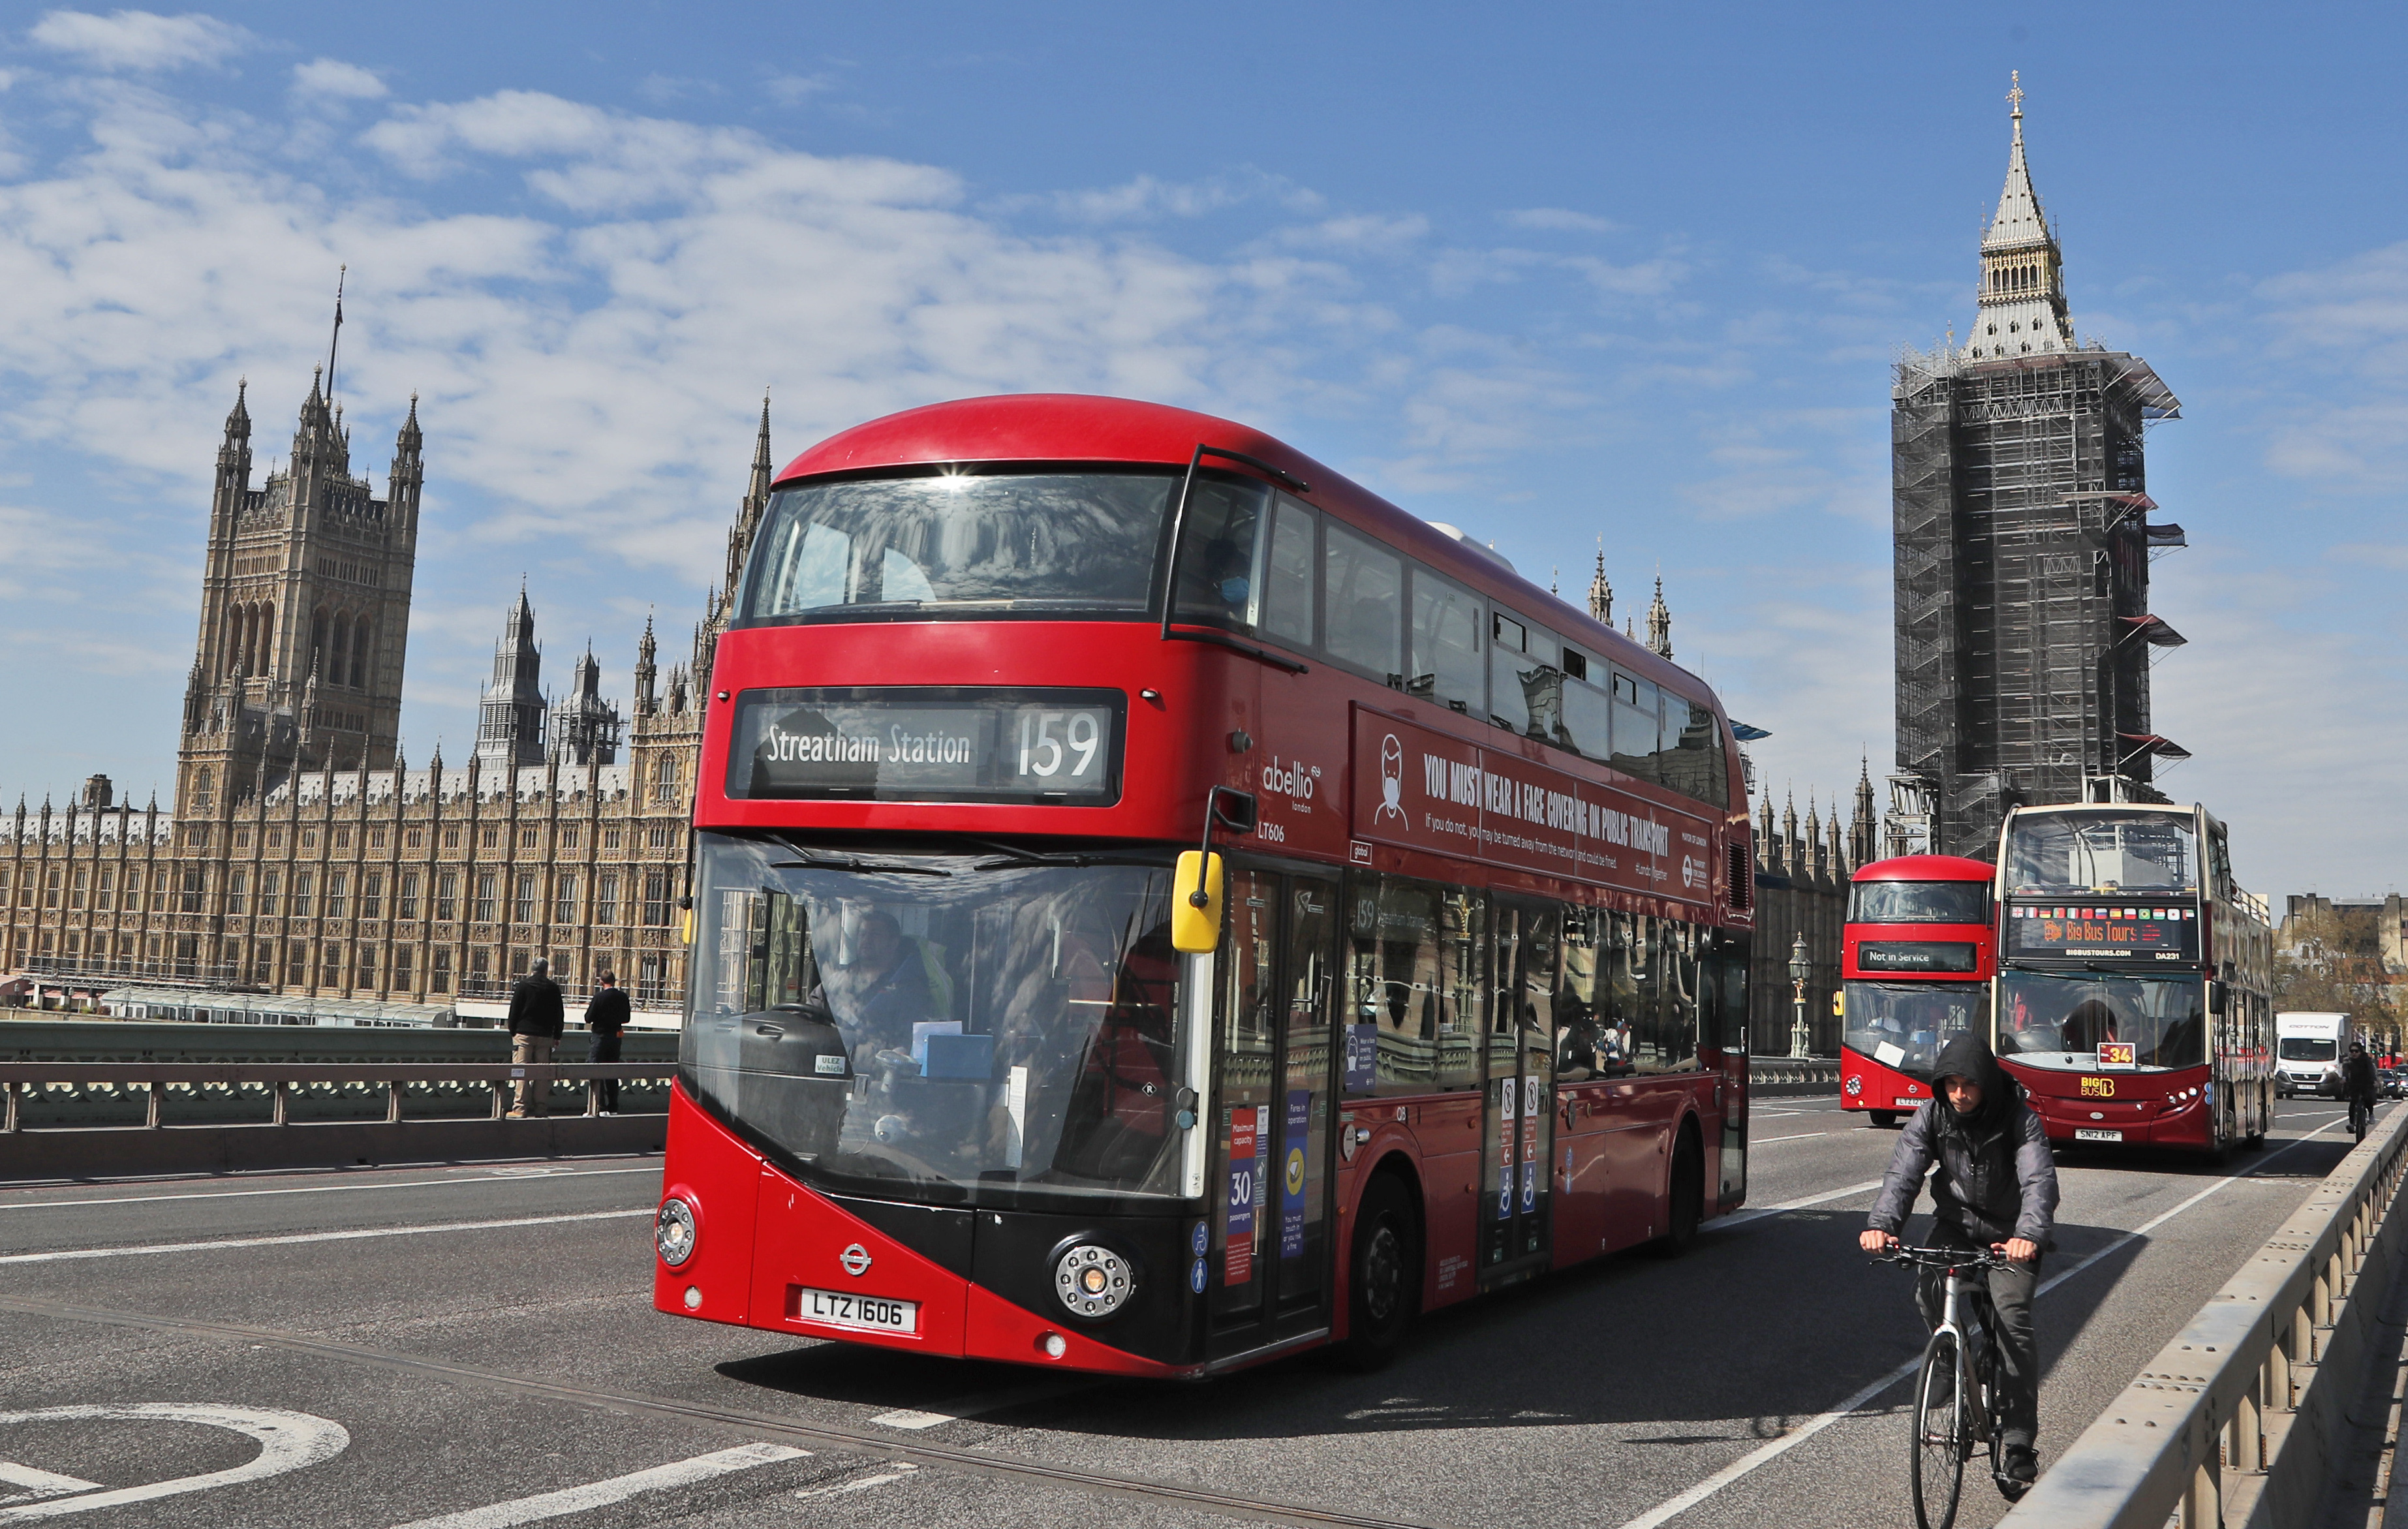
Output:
top-left (1651, 1128), bottom-right (1705, 1258)
top-left (1337, 1173), bottom-right (1419, 1372)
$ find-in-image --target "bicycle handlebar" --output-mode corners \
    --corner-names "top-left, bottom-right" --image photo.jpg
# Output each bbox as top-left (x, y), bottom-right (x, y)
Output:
top-left (1874, 1244), bottom-right (2016, 1271)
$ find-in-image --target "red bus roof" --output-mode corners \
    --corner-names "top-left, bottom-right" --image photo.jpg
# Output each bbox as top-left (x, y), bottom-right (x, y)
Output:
top-left (1851, 854), bottom-right (1994, 884)
top-left (775, 392), bottom-right (1715, 707)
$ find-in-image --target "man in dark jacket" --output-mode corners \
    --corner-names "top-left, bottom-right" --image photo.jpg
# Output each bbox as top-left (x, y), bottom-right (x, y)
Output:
top-left (1859, 1033), bottom-right (2059, 1496)
top-left (506, 957), bottom-right (566, 1118)
top-left (584, 972), bottom-right (630, 1116)
top-left (2343, 1040), bottom-right (2381, 1134)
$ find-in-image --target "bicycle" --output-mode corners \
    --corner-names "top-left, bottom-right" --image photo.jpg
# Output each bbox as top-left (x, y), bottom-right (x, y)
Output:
top-left (2351, 1096), bottom-right (2373, 1141)
top-left (1877, 1245), bottom-right (2023, 1529)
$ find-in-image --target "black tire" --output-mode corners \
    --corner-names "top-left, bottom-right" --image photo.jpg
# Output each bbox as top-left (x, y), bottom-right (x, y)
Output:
top-left (1911, 1327), bottom-right (1969, 1529)
top-left (1869, 1110), bottom-right (1898, 1129)
top-left (1337, 1172), bottom-right (1418, 1372)
top-left (1651, 1127), bottom-right (1705, 1259)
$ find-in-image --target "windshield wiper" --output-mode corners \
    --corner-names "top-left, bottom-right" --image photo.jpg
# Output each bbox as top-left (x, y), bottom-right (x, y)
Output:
top-left (770, 855), bottom-right (951, 878)
top-left (953, 837), bottom-right (1164, 871)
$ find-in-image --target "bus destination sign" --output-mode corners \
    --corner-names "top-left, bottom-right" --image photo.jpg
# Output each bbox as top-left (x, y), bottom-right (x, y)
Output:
top-left (726, 687), bottom-right (1122, 804)
top-left (2003, 903), bottom-right (2199, 963)
top-left (1857, 941), bottom-right (1979, 974)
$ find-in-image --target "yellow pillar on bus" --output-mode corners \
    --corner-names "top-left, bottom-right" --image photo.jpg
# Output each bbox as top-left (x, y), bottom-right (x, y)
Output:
top-left (1171, 852), bottom-right (1224, 953)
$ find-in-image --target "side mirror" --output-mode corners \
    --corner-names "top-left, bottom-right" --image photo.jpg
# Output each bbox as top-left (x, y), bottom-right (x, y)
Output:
top-left (1171, 850), bottom-right (1225, 953)
top-left (2206, 981), bottom-right (2227, 1016)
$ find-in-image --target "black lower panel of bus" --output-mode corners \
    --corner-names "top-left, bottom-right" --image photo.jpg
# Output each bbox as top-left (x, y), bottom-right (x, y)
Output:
top-left (827, 1190), bottom-right (1200, 1366)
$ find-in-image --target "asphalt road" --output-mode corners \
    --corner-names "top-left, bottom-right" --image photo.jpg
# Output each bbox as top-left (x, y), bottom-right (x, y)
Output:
top-left (0, 1097), bottom-right (2372, 1528)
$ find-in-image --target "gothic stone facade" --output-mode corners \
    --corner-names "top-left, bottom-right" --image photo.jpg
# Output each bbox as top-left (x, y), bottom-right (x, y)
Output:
top-left (0, 379), bottom-right (779, 1017)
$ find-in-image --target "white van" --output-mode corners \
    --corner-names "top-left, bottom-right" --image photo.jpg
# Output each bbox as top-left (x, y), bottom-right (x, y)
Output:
top-left (2276, 1012), bottom-right (2349, 1098)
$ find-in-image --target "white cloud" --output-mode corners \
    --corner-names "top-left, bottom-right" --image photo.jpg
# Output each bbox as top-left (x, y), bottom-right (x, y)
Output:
top-left (290, 58), bottom-right (386, 102)
top-left (26, 8), bottom-right (250, 72)
top-left (1502, 208), bottom-right (1616, 234)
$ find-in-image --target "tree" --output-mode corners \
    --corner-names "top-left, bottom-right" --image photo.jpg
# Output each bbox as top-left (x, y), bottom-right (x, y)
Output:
top-left (2276, 904), bottom-right (2401, 1057)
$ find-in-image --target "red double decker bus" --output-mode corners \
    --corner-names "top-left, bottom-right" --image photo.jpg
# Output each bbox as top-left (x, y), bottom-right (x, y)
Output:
top-left (651, 394), bottom-right (1756, 1376)
top-left (1992, 802), bottom-right (2274, 1156)
top-left (1839, 856), bottom-right (1995, 1128)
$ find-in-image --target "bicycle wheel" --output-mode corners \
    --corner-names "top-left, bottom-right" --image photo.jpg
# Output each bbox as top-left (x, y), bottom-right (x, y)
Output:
top-left (1911, 1326), bottom-right (1968, 1529)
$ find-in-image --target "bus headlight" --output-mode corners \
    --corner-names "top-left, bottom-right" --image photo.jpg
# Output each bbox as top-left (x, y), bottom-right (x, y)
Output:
top-left (1054, 1243), bottom-right (1134, 1318)
top-left (656, 1197), bottom-right (698, 1267)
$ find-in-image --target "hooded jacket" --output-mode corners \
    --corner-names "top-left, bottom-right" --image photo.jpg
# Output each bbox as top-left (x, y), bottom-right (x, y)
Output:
top-left (1867, 1032), bottom-right (2059, 1249)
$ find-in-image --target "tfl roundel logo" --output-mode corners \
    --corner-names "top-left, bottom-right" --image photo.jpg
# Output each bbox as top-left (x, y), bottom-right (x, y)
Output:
top-left (839, 1243), bottom-right (872, 1277)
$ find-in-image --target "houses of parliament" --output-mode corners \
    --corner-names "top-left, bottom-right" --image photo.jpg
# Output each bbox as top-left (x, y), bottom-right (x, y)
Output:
top-left (0, 363), bottom-right (780, 1021)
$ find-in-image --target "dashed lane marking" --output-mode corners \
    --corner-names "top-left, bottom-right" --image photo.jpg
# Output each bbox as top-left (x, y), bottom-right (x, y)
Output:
top-left (0, 1167), bottom-right (658, 1213)
top-left (0, 1404), bottom-right (348, 1521)
top-left (1614, 1115), bottom-right (2351, 1528)
top-left (1752, 1133), bottom-right (1830, 1144)
top-left (0, 1209), bottom-right (650, 1267)
top-left (386, 1444), bottom-right (807, 1529)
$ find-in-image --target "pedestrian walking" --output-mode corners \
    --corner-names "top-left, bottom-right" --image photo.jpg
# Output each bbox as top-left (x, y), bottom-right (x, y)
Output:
top-left (585, 971), bottom-right (630, 1115)
top-left (506, 957), bottom-right (566, 1118)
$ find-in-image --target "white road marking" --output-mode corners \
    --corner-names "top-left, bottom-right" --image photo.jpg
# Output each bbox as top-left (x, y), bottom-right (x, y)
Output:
top-left (868, 1380), bottom-right (1081, 1432)
top-left (795, 1463), bottom-right (918, 1498)
top-left (1616, 1117), bottom-right (2349, 1528)
top-left (0, 1403), bottom-right (348, 1521)
top-left (1753, 1132), bottom-right (1830, 1144)
top-left (0, 1209), bottom-right (650, 1267)
top-left (387, 1444), bottom-right (807, 1528)
top-left (867, 1410), bottom-right (955, 1430)
top-left (0, 1462), bottom-right (100, 1500)
top-left (0, 1167), bottom-right (658, 1213)
top-left (1707, 1180), bottom-right (1886, 1235)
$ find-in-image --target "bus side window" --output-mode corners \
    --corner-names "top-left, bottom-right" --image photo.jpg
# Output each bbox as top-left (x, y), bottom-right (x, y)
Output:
top-left (1173, 476), bottom-right (1271, 628)
top-left (1259, 495), bottom-right (1317, 647)
top-left (1661, 695), bottom-right (1728, 809)
top-left (1610, 672), bottom-right (1660, 784)
top-left (1323, 522), bottom-right (1403, 684)
top-left (1408, 568), bottom-right (1483, 714)
top-left (1641, 921), bottom-right (1701, 1073)
top-left (1560, 649), bottom-right (1611, 764)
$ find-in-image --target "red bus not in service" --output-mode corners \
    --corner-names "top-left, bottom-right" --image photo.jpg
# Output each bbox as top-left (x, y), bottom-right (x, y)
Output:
top-left (1992, 802), bottom-right (2274, 1156)
top-left (651, 394), bottom-right (1757, 1376)
top-left (1838, 855), bottom-right (1996, 1128)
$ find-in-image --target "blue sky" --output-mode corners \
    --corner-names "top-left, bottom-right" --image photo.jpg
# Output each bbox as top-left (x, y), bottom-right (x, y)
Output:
top-left (1, 3), bottom-right (2404, 899)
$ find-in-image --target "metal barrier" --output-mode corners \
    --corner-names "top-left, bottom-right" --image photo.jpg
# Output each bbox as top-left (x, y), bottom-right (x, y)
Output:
top-left (1999, 1103), bottom-right (2408, 1528)
top-left (0, 1059), bottom-right (679, 1179)
top-left (1748, 1057), bottom-right (1840, 1088)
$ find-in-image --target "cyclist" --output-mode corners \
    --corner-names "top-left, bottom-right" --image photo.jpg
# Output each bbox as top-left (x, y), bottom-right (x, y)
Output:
top-left (2343, 1039), bottom-right (2380, 1139)
top-left (1859, 1033), bottom-right (2060, 1498)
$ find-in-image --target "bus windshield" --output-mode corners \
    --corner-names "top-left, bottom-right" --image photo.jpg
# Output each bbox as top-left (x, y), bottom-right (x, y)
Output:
top-left (1842, 980), bottom-right (1989, 1080)
top-left (739, 471), bottom-right (1176, 620)
top-left (681, 834), bottom-right (1186, 1206)
top-left (1996, 970), bottom-right (2205, 1069)
top-left (2005, 811), bottom-right (2197, 896)
top-left (1847, 880), bottom-right (1988, 925)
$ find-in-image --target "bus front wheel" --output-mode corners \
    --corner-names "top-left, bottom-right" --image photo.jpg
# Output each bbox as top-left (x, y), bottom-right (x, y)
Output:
top-left (1338, 1173), bottom-right (1419, 1372)
top-left (1869, 1110), bottom-right (1898, 1129)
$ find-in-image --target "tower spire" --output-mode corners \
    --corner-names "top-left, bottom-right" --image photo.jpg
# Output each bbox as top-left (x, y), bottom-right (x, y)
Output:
top-left (324, 265), bottom-right (346, 405)
top-left (1588, 540), bottom-right (1613, 625)
top-left (1645, 575), bottom-right (1672, 660)
top-left (1971, 72), bottom-right (2073, 356)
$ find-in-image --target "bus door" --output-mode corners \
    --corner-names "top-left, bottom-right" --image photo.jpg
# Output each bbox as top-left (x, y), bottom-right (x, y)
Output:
top-left (1206, 867), bottom-right (1337, 1358)
top-left (1481, 899), bottom-right (1556, 1279)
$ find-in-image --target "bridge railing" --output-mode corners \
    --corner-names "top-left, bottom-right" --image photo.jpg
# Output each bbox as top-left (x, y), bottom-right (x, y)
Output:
top-left (1999, 1104), bottom-right (2408, 1528)
top-left (0, 1060), bottom-right (677, 1132)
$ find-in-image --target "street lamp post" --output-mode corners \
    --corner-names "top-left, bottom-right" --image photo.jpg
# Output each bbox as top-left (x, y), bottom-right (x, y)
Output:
top-left (1789, 931), bottom-right (1812, 1060)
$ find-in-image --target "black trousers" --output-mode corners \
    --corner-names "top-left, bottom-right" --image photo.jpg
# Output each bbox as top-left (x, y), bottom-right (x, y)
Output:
top-left (1914, 1223), bottom-right (2041, 1451)
top-left (591, 1033), bottom-right (622, 1111)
